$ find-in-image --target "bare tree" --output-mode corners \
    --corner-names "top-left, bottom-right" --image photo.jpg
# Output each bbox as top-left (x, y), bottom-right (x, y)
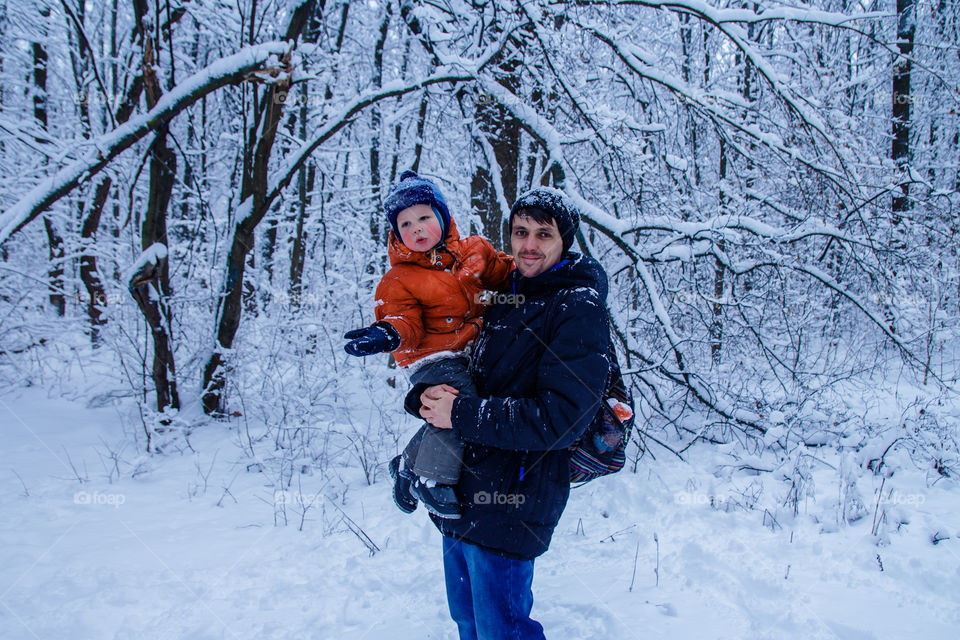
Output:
top-left (891, 0), bottom-right (915, 221)
top-left (124, 0), bottom-right (181, 412)
top-left (32, 9), bottom-right (65, 317)
top-left (202, 0), bottom-right (323, 414)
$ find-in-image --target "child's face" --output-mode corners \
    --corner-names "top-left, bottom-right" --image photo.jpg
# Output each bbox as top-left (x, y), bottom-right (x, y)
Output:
top-left (396, 204), bottom-right (444, 252)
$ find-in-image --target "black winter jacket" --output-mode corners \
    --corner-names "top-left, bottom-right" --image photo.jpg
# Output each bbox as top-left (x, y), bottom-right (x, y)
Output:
top-left (406, 253), bottom-right (610, 559)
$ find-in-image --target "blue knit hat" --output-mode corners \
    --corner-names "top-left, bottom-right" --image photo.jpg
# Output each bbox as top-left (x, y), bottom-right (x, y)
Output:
top-left (510, 186), bottom-right (581, 254)
top-left (384, 170), bottom-right (451, 239)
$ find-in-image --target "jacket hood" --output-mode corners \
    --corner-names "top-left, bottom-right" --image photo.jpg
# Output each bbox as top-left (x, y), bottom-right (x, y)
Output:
top-left (511, 252), bottom-right (608, 302)
top-left (387, 218), bottom-right (463, 269)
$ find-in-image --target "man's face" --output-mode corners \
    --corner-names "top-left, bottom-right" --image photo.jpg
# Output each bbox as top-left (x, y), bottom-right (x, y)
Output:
top-left (396, 204), bottom-right (444, 251)
top-left (510, 214), bottom-right (564, 278)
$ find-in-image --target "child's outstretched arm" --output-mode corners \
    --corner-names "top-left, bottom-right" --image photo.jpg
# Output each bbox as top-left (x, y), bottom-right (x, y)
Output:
top-left (344, 272), bottom-right (425, 357)
top-left (372, 273), bottom-right (425, 350)
top-left (477, 238), bottom-right (514, 290)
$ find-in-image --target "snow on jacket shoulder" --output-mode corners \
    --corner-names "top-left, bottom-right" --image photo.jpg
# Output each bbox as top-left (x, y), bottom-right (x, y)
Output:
top-left (374, 219), bottom-right (513, 368)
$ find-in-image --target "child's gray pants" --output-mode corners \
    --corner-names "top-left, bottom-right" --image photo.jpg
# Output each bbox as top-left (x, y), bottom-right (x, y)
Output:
top-left (402, 355), bottom-right (476, 484)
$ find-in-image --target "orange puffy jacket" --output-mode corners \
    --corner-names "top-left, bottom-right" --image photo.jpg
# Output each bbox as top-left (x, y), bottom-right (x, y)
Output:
top-left (374, 219), bottom-right (514, 368)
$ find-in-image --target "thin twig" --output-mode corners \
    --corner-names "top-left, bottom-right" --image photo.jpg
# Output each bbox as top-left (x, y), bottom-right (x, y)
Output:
top-left (654, 532), bottom-right (660, 587)
top-left (62, 446), bottom-right (87, 484)
top-left (12, 469), bottom-right (30, 497)
top-left (871, 476), bottom-right (886, 536)
top-left (325, 496), bottom-right (380, 555)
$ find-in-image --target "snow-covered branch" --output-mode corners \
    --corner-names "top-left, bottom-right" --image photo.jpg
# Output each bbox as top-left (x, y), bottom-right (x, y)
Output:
top-left (0, 41), bottom-right (292, 246)
top-left (262, 67), bottom-right (479, 218)
top-left (574, 22), bottom-right (855, 196)
top-left (556, 0), bottom-right (889, 27)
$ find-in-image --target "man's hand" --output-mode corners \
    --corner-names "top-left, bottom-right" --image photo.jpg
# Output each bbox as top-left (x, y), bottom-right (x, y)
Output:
top-left (420, 384), bottom-right (459, 430)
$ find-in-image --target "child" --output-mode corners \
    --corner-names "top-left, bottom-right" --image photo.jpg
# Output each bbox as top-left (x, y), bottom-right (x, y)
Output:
top-left (343, 170), bottom-right (513, 518)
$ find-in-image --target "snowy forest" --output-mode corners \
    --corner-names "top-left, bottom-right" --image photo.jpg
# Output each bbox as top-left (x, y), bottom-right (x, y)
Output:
top-left (1, 0), bottom-right (959, 638)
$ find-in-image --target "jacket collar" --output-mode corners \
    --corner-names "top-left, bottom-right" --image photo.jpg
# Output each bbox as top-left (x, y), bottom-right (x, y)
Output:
top-left (510, 252), bottom-right (608, 301)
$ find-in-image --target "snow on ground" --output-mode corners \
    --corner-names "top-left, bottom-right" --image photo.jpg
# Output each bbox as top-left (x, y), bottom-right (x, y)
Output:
top-left (1, 386), bottom-right (959, 640)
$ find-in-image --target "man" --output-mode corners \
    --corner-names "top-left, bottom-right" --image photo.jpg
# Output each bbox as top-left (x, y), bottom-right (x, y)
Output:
top-left (410, 186), bottom-right (610, 639)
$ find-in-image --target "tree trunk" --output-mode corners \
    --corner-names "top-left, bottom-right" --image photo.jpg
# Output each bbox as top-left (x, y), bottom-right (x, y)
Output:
top-left (369, 2), bottom-right (391, 252)
top-left (79, 180), bottom-right (111, 346)
top-left (68, 0), bottom-right (100, 337)
top-left (891, 0), bottom-right (915, 221)
top-left (412, 92), bottom-right (428, 173)
top-left (955, 128), bottom-right (959, 195)
top-left (78, 2), bottom-right (150, 346)
top-left (472, 46), bottom-right (522, 249)
top-left (128, 246), bottom-right (178, 415)
top-left (712, 137), bottom-right (728, 366)
top-left (288, 3), bottom-right (326, 308)
top-left (130, 0), bottom-right (180, 413)
top-left (324, 1), bottom-right (350, 103)
top-left (289, 163), bottom-right (316, 308)
top-left (43, 217), bottom-right (65, 316)
top-left (702, 25), bottom-right (726, 366)
top-left (33, 29), bottom-right (66, 317)
top-left (66, 1), bottom-right (91, 136)
top-left (289, 82), bottom-right (316, 309)
top-left (263, 213), bottom-right (278, 289)
top-left (679, 13), bottom-right (701, 191)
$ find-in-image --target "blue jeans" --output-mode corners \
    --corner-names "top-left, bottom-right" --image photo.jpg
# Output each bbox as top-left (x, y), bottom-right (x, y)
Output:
top-left (442, 536), bottom-right (546, 640)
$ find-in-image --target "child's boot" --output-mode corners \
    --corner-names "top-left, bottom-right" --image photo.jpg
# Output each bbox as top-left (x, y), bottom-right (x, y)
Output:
top-left (410, 478), bottom-right (461, 519)
top-left (389, 455), bottom-right (417, 514)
